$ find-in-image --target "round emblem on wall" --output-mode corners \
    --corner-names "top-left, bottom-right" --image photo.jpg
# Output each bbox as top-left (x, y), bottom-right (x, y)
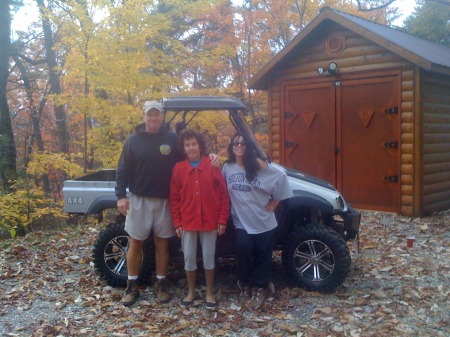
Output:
top-left (324, 32), bottom-right (346, 57)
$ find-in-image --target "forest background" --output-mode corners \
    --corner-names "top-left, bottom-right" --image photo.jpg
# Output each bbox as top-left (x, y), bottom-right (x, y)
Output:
top-left (0, 0), bottom-right (449, 238)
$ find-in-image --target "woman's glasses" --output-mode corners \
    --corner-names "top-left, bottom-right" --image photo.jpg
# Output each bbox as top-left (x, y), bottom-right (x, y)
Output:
top-left (233, 141), bottom-right (247, 147)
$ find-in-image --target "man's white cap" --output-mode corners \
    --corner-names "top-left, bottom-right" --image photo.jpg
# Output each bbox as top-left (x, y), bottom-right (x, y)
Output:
top-left (143, 101), bottom-right (162, 114)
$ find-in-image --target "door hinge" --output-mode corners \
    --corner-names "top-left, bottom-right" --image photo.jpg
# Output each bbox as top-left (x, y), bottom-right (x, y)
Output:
top-left (284, 141), bottom-right (297, 148)
top-left (284, 111), bottom-right (295, 118)
top-left (384, 106), bottom-right (398, 115)
top-left (381, 141), bottom-right (398, 149)
top-left (383, 175), bottom-right (398, 183)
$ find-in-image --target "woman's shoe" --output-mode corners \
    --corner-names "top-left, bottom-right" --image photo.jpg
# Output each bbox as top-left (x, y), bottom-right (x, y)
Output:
top-left (237, 280), bottom-right (250, 305)
top-left (205, 301), bottom-right (217, 310)
top-left (180, 296), bottom-right (196, 307)
top-left (247, 287), bottom-right (266, 310)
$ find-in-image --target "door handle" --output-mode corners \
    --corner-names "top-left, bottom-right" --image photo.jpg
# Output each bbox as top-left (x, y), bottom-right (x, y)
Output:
top-left (381, 141), bottom-right (398, 149)
top-left (383, 175), bottom-right (398, 183)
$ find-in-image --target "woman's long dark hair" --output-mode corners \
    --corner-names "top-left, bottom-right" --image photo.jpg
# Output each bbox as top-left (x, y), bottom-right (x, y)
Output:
top-left (225, 132), bottom-right (259, 182)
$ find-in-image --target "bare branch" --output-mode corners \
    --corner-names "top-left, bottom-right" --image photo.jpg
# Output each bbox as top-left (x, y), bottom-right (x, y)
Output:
top-left (356, 0), bottom-right (396, 11)
top-left (16, 53), bottom-right (47, 66)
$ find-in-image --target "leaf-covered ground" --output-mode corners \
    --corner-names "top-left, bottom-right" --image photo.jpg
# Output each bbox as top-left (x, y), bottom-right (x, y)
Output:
top-left (0, 210), bottom-right (449, 337)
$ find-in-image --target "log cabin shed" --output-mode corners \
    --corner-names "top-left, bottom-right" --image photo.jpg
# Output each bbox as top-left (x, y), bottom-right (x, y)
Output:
top-left (249, 7), bottom-right (450, 217)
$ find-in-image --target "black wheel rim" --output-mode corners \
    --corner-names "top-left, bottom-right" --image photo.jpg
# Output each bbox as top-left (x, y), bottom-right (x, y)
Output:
top-left (293, 239), bottom-right (335, 282)
top-left (103, 235), bottom-right (129, 276)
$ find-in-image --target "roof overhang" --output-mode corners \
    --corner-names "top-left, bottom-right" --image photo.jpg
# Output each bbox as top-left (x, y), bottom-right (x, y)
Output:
top-left (249, 7), bottom-right (450, 90)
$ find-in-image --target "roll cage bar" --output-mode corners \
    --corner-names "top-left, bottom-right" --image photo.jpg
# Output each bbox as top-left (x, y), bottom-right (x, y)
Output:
top-left (162, 96), bottom-right (268, 162)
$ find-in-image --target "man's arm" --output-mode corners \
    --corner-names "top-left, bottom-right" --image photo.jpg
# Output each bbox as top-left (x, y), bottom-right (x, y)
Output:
top-left (209, 153), bottom-right (220, 168)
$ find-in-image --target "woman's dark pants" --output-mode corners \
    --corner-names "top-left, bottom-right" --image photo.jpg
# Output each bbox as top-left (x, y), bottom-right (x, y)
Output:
top-left (235, 227), bottom-right (276, 288)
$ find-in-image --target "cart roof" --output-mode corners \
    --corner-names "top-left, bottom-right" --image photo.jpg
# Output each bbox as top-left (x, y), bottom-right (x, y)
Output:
top-left (161, 95), bottom-right (268, 161)
top-left (162, 96), bottom-right (248, 112)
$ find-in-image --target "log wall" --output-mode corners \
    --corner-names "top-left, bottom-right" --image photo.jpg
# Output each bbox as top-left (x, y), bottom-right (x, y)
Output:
top-left (266, 26), bottom-right (419, 215)
top-left (400, 66), bottom-right (415, 216)
top-left (421, 71), bottom-right (450, 213)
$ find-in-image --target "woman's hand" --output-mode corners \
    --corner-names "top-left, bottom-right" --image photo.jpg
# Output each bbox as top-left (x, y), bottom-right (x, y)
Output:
top-left (217, 224), bottom-right (226, 235)
top-left (175, 227), bottom-right (183, 238)
top-left (265, 199), bottom-right (280, 213)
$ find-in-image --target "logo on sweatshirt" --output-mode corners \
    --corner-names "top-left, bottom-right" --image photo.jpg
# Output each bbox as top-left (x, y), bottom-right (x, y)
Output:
top-left (160, 144), bottom-right (171, 155)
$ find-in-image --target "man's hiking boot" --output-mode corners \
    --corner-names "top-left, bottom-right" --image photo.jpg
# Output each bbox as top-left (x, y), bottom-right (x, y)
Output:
top-left (237, 280), bottom-right (250, 306)
top-left (154, 278), bottom-right (172, 303)
top-left (247, 287), bottom-right (267, 310)
top-left (121, 280), bottom-right (140, 306)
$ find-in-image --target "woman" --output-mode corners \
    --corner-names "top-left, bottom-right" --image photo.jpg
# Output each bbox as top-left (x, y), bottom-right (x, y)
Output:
top-left (170, 129), bottom-right (229, 309)
top-left (222, 132), bottom-right (293, 310)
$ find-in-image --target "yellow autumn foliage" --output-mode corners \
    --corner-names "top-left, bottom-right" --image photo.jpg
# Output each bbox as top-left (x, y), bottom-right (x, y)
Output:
top-left (0, 185), bottom-right (66, 238)
top-left (0, 153), bottom-right (86, 238)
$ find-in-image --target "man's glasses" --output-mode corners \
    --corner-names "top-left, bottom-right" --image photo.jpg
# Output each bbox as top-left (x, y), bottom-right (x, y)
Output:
top-left (233, 141), bottom-right (247, 147)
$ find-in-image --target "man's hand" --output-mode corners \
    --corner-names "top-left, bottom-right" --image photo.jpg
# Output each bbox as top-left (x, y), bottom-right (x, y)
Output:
top-left (175, 227), bottom-right (183, 238)
top-left (209, 153), bottom-right (221, 168)
top-left (117, 198), bottom-right (129, 216)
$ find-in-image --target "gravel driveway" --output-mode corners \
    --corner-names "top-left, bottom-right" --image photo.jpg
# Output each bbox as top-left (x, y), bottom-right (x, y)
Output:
top-left (0, 210), bottom-right (449, 337)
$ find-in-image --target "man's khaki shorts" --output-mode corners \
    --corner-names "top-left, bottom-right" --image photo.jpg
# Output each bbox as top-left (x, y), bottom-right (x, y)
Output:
top-left (124, 194), bottom-right (175, 241)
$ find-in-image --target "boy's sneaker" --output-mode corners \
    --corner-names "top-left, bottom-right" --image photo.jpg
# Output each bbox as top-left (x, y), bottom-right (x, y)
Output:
top-left (154, 278), bottom-right (172, 303)
top-left (247, 287), bottom-right (267, 310)
top-left (237, 280), bottom-right (251, 306)
top-left (121, 280), bottom-right (140, 306)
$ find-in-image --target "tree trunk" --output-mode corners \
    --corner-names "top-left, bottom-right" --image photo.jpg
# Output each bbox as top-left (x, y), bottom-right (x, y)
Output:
top-left (0, 1), bottom-right (17, 189)
top-left (12, 55), bottom-right (51, 192)
top-left (36, 0), bottom-right (70, 154)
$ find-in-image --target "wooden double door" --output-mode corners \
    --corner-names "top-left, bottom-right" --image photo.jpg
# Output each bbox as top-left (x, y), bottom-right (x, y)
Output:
top-left (281, 73), bottom-right (400, 212)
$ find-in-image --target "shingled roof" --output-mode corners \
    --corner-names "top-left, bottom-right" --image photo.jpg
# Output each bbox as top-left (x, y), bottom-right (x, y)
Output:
top-left (249, 7), bottom-right (450, 90)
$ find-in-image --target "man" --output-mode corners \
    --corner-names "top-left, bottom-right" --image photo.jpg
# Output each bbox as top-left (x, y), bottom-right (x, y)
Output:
top-left (116, 101), bottom-right (179, 306)
top-left (115, 101), bottom-right (219, 306)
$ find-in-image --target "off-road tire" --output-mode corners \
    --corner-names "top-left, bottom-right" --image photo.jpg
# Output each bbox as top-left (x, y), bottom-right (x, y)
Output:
top-left (282, 224), bottom-right (351, 293)
top-left (92, 221), bottom-right (155, 287)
